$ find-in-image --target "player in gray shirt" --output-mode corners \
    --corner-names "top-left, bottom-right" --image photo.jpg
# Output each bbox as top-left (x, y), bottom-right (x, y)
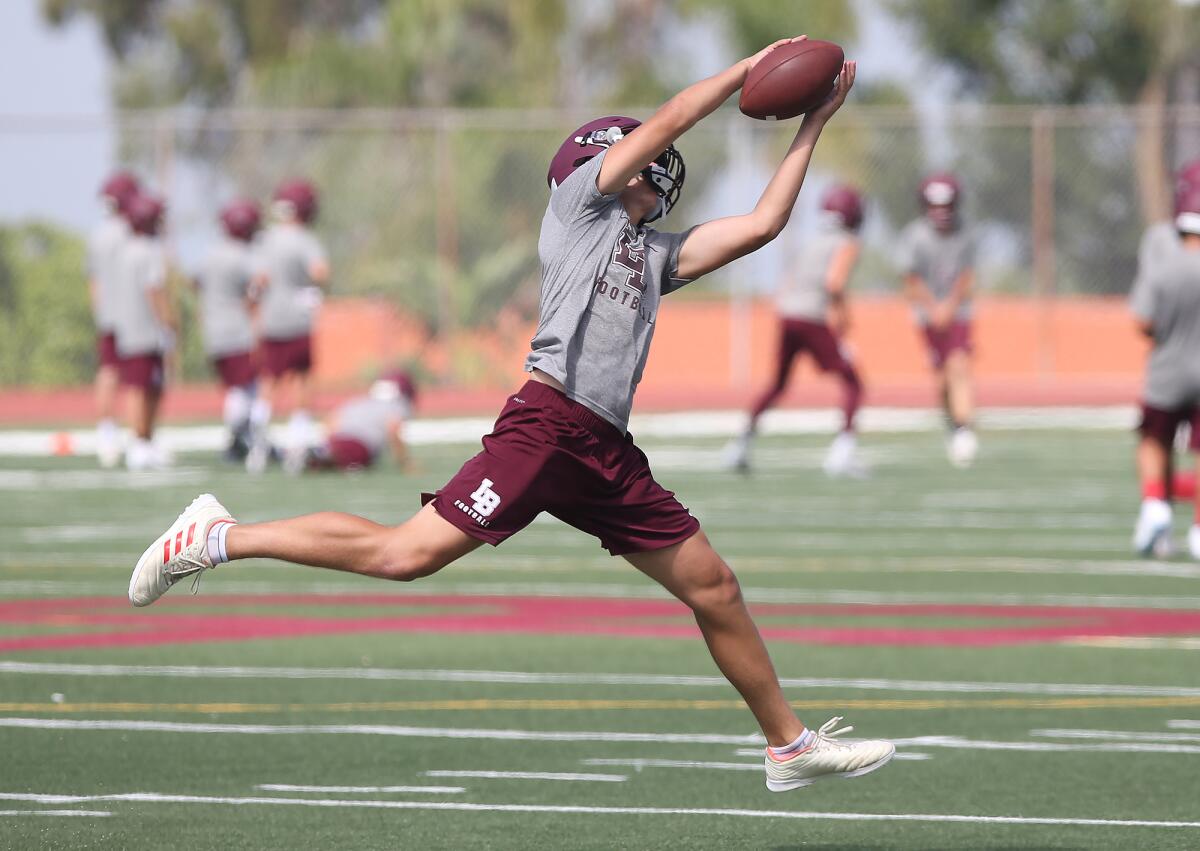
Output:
top-left (897, 173), bottom-right (979, 467)
top-left (1130, 185), bottom-right (1200, 559)
top-left (136, 41), bottom-right (896, 791)
top-left (88, 171), bottom-right (140, 467)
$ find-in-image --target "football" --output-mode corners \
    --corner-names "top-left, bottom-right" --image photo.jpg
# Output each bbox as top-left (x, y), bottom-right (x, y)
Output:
top-left (739, 40), bottom-right (845, 121)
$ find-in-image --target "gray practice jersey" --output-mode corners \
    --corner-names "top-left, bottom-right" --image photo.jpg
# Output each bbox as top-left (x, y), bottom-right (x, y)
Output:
top-left (198, 236), bottom-right (257, 357)
top-left (524, 151), bottom-right (695, 433)
top-left (776, 220), bottom-right (857, 321)
top-left (112, 234), bottom-right (169, 357)
top-left (256, 223), bottom-right (327, 340)
top-left (1136, 221), bottom-right (1181, 284)
top-left (332, 396), bottom-right (409, 456)
top-left (1131, 245), bottom-right (1200, 408)
top-left (896, 217), bottom-right (976, 324)
top-left (85, 212), bottom-right (129, 332)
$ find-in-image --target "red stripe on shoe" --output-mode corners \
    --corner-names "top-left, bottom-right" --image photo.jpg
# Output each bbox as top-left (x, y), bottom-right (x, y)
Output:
top-left (185, 522), bottom-right (196, 547)
top-left (161, 540), bottom-right (171, 565)
top-left (174, 531), bottom-right (183, 555)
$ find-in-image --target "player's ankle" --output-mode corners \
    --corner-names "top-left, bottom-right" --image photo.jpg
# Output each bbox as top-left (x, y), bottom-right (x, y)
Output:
top-left (206, 520), bottom-right (237, 565)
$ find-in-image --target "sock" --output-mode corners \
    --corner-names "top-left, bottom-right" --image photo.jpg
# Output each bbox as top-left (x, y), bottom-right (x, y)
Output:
top-left (1143, 479), bottom-right (1166, 501)
top-left (206, 521), bottom-right (235, 566)
top-left (1174, 472), bottom-right (1196, 500)
top-left (223, 386), bottom-right (252, 432)
top-left (287, 409), bottom-right (314, 448)
top-left (769, 728), bottom-right (816, 757)
top-left (97, 418), bottom-right (117, 441)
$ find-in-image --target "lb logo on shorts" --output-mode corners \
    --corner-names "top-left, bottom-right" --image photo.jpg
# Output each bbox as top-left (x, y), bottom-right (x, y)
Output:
top-left (455, 478), bottom-right (502, 527)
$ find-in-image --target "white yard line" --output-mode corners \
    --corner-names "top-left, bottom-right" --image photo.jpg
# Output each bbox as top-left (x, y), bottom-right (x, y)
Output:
top-left (256, 784), bottom-right (464, 794)
top-left (1168, 720), bottom-right (1200, 729)
top-left (0, 809), bottom-right (111, 817)
top-left (423, 771), bottom-right (627, 783)
top-left (2, 662), bottom-right (1196, 698)
top-left (1031, 728), bottom-right (1200, 743)
top-left (728, 750), bottom-right (930, 761)
top-left (1066, 637), bottom-right (1200, 651)
top-left (0, 791), bottom-right (1193, 829)
top-left (583, 759), bottom-right (762, 772)
top-left (886, 735), bottom-right (1200, 755)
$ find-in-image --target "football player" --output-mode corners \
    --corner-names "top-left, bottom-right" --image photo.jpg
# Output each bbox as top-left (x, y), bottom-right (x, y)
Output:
top-left (1131, 185), bottom-right (1200, 558)
top-left (897, 173), bottom-right (978, 467)
top-left (131, 40), bottom-right (894, 791)
top-left (112, 192), bottom-right (174, 471)
top-left (246, 179), bottom-right (330, 472)
top-left (1137, 159), bottom-right (1200, 281)
top-left (725, 184), bottom-right (866, 476)
top-left (87, 171), bottom-right (139, 467)
top-left (197, 199), bottom-right (261, 461)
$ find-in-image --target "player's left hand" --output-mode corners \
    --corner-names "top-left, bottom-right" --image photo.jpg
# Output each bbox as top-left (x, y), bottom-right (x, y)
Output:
top-left (741, 36), bottom-right (807, 78)
top-left (807, 62), bottom-right (856, 122)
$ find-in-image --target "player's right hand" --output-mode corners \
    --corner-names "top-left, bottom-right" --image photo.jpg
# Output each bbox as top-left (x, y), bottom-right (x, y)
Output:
top-left (741, 36), bottom-right (807, 78)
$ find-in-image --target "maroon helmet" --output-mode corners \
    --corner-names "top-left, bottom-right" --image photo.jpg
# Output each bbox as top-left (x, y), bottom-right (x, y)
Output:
top-left (547, 116), bottom-right (685, 223)
top-left (126, 193), bottom-right (165, 236)
top-left (821, 184), bottom-right (864, 231)
top-left (100, 170), bottom-right (140, 212)
top-left (919, 172), bottom-right (961, 231)
top-left (1174, 159), bottom-right (1200, 216)
top-left (370, 369), bottom-right (417, 406)
top-left (1176, 184), bottom-right (1200, 235)
top-left (273, 178), bottom-right (318, 223)
top-left (220, 198), bottom-right (261, 242)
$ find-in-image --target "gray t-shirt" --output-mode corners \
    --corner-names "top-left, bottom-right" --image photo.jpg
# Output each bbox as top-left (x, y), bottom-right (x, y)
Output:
top-left (85, 213), bottom-right (129, 332)
top-left (896, 217), bottom-right (976, 324)
top-left (333, 396), bottom-right (409, 455)
top-left (776, 220), bottom-right (856, 320)
top-left (1131, 244), bottom-right (1200, 408)
top-left (1137, 221), bottom-right (1180, 283)
top-left (198, 236), bottom-right (257, 357)
top-left (524, 151), bottom-right (694, 432)
top-left (112, 235), bottom-right (169, 357)
top-left (256, 223), bottom-right (327, 340)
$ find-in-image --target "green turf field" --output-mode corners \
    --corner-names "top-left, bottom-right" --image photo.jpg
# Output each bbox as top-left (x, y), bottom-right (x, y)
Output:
top-left (2, 427), bottom-right (1199, 849)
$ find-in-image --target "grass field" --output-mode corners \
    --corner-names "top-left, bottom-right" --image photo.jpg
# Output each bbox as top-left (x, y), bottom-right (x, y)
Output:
top-left (2, 424), bottom-right (1199, 849)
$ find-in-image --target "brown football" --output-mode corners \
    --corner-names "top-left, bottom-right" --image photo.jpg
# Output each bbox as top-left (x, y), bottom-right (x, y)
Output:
top-left (739, 40), bottom-right (845, 121)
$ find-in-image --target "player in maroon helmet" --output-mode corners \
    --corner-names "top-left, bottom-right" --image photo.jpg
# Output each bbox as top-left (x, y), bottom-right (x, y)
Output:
top-left (112, 192), bottom-right (175, 470)
top-left (88, 170), bottom-right (140, 467)
top-left (897, 173), bottom-right (979, 467)
top-left (197, 199), bottom-right (262, 461)
top-left (246, 178), bottom-right (330, 472)
top-left (726, 184), bottom-right (867, 476)
top-left (132, 41), bottom-right (895, 791)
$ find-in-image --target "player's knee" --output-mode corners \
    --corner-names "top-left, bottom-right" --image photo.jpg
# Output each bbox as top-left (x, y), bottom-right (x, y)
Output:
top-left (686, 556), bottom-right (744, 612)
top-left (372, 534), bottom-right (447, 582)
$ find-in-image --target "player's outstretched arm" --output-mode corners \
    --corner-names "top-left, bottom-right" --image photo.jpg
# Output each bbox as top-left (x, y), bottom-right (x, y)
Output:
top-left (675, 62), bottom-right (856, 281)
top-left (597, 37), bottom-right (808, 196)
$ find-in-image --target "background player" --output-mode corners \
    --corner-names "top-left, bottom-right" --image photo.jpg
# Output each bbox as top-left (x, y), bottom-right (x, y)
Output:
top-left (1130, 186), bottom-right (1200, 559)
top-left (247, 179), bottom-right (330, 472)
top-left (87, 170), bottom-right (139, 467)
top-left (197, 199), bottom-right (261, 462)
top-left (131, 42), bottom-right (895, 792)
top-left (112, 192), bottom-right (174, 471)
top-left (725, 184), bottom-right (866, 476)
top-left (897, 173), bottom-right (978, 467)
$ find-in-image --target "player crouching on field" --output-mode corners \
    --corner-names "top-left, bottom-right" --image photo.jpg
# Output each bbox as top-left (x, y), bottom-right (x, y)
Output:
top-left (284, 370), bottom-right (416, 474)
top-left (898, 173), bottom-right (979, 467)
top-left (197, 199), bottom-right (262, 462)
top-left (725, 184), bottom-right (867, 477)
top-left (131, 39), bottom-right (895, 792)
top-left (1131, 186), bottom-right (1200, 559)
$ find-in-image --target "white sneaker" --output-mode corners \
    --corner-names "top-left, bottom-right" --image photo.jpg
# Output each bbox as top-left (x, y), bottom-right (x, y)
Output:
top-left (1189, 525), bottom-right (1200, 561)
top-left (948, 427), bottom-right (978, 468)
top-left (764, 716), bottom-right (895, 792)
top-left (721, 434), bottom-right (751, 473)
top-left (1133, 498), bottom-right (1173, 558)
top-left (823, 431), bottom-right (868, 478)
top-left (128, 494), bottom-right (235, 607)
top-left (245, 439), bottom-right (270, 474)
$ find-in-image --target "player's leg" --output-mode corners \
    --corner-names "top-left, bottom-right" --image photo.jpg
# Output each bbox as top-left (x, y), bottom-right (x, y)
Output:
top-left (944, 348), bottom-right (977, 467)
top-left (725, 320), bottom-right (800, 470)
top-left (246, 368), bottom-right (276, 473)
top-left (1134, 405), bottom-right (1177, 557)
top-left (808, 324), bottom-right (865, 477)
top-left (1188, 415), bottom-right (1200, 559)
top-left (95, 335), bottom-right (121, 467)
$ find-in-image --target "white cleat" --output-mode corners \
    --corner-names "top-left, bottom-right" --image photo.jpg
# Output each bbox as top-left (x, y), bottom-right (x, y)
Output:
top-left (1133, 498), bottom-right (1173, 558)
top-left (947, 427), bottom-right (978, 468)
top-left (764, 716), bottom-right (895, 792)
top-left (823, 431), bottom-right (868, 479)
top-left (128, 494), bottom-right (234, 607)
top-left (1188, 525), bottom-right (1200, 561)
top-left (721, 434), bottom-right (751, 473)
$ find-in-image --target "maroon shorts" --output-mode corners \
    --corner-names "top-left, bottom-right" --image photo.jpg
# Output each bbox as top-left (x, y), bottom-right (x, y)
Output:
top-left (97, 333), bottom-right (119, 369)
top-left (778, 317), bottom-right (852, 373)
top-left (921, 320), bottom-right (972, 369)
top-left (424, 381), bottom-right (701, 555)
top-left (117, 353), bottom-right (164, 391)
top-left (259, 335), bottom-right (312, 378)
top-left (326, 435), bottom-right (374, 469)
top-left (211, 351), bottom-right (256, 388)
top-left (1139, 402), bottom-right (1200, 450)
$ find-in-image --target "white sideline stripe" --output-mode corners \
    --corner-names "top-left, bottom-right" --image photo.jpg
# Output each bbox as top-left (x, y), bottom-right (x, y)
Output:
top-left (0, 718), bottom-right (763, 745)
top-left (1067, 637), bottom-right (1200, 650)
top-left (888, 735), bottom-right (1200, 755)
top-left (257, 784), bottom-right (464, 794)
top-left (1032, 728), bottom-right (1200, 744)
top-left (423, 771), bottom-right (627, 783)
top-left (0, 809), bottom-right (111, 818)
top-left (584, 759), bottom-right (762, 772)
top-left (2, 662), bottom-right (1196, 699)
top-left (1169, 720), bottom-right (1200, 729)
top-left (0, 791), bottom-right (1193, 829)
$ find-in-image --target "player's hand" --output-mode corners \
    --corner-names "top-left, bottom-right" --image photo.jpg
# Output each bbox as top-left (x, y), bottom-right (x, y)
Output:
top-left (828, 304), bottom-right (850, 337)
top-left (741, 36), bottom-right (807, 78)
top-left (807, 62), bottom-right (856, 122)
top-left (930, 301), bottom-right (954, 330)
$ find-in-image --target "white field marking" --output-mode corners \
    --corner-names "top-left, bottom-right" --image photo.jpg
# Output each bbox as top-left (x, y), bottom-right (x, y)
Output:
top-left (886, 735), bottom-right (1200, 755)
top-left (423, 771), bottom-right (627, 783)
top-left (583, 759), bottom-right (762, 772)
top-left (1169, 720), bottom-right (1200, 729)
top-left (0, 467), bottom-right (205, 489)
top-left (256, 784), bottom-right (464, 794)
top-left (0, 791), bottom-right (1195, 829)
top-left (729, 750), bottom-right (931, 761)
top-left (3, 662), bottom-right (1198, 699)
top-left (1067, 637), bottom-right (1200, 650)
top-left (19, 524), bottom-right (146, 543)
top-left (0, 809), bottom-right (111, 818)
top-left (1031, 728), bottom-right (1200, 744)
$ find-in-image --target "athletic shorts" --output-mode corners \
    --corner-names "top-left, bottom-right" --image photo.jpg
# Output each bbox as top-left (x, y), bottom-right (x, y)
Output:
top-left (211, 351), bottom-right (256, 389)
top-left (1139, 402), bottom-right (1200, 451)
top-left (325, 435), bottom-right (374, 470)
top-left (921, 320), bottom-right (972, 369)
top-left (117, 353), bottom-right (164, 391)
top-left (423, 380), bottom-right (701, 555)
top-left (259, 335), bottom-right (312, 378)
top-left (777, 317), bottom-right (852, 373)
top-left (97, 333), bottom-right (119, 369)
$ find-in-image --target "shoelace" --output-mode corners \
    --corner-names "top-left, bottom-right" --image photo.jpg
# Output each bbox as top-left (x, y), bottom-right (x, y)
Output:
top-left (814, 716), bottom-right (854, 750)
top-left (164, 553), bottom-right (209, 596)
